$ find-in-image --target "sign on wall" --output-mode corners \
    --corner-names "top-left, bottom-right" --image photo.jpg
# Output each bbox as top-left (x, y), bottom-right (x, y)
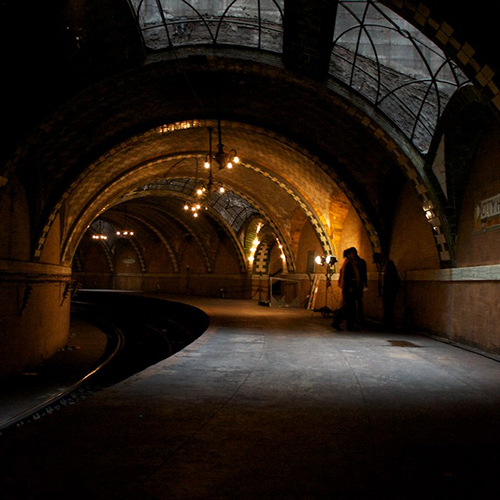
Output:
top-left (475, 193), bottom-right (500, 231)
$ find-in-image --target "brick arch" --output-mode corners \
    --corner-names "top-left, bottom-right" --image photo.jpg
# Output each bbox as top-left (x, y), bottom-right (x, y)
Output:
top-left (119, 189), bottom-right (248, 274)
top-left (49, 121), bottom-right (382, 268)
top-left (3, 28), bottom-right (498, 271)
top-left (122, 213), bottom-right (180, 273)
top-left (126, 196), bottom-right (214, 274)
top-left (212, 187), bottom-right (296, 273)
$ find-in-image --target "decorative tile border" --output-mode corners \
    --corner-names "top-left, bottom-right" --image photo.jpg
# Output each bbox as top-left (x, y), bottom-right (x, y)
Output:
top-left (406, 264), bottom-right (500, 281)
top-left (387, 1), bottom-right (500, 112)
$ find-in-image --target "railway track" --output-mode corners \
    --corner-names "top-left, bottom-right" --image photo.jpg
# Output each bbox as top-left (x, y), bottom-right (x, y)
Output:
top-left (0, 292), bottom-right (209, 433)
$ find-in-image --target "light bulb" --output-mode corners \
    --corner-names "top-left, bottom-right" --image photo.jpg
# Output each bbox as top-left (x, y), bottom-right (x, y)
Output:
top-left (197, 189), bottom-right (203, 196)
top-left (227, 162), bottom-right (233, 169)
top-left (219, 186), bottom-right (225, 193)
top-left (204, 161), bottom-right (210, 169)
top-left (193, 212), bottom-right (199, 218)
top-left (184, 204), bottom-right (189, 210)
top-left (233, 156), bottom-right (239, 164)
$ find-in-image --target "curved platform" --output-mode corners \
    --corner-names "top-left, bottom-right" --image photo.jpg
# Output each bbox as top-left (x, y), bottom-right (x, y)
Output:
top-left (1, 295), bottom-right (500, 499)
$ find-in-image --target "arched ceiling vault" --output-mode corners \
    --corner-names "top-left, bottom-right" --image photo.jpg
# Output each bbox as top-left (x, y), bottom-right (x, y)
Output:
top-left (24, 57), bottom-right (412, 264)
top-left (123, 181), bottom-right (297, 273)
top-left (46, 118), bottom-right (387, 267)
top-left (3, 1), bottom-right (500, 272)
top-left (12, 54), bottom-right (453, 268)
top-left (102, 208), bottom-right (180, 273)
top-left (116, 193), bottom-right (250, 274)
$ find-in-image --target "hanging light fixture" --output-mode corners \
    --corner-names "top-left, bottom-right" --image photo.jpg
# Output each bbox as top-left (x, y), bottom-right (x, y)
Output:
top-left (205, 119), bottom-right (239, 170)
top-left (91, 219), bottom-right (108, 240)
top-left (115, 206), bottom-right (135, 236)
top-left (183, 157), bottom-right (206, 218)
top-left (116, 224), bottom-right (134, 237)
top-left (183, 127), bottom-right (229, 218)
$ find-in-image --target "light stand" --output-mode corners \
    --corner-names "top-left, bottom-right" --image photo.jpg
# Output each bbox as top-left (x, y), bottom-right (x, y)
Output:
top-left (314, 254), bottom-right (337, 317)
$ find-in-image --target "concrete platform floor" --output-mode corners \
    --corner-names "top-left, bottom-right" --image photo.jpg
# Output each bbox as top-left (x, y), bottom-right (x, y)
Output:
top-left (1, 295), bottom-right (500, 499)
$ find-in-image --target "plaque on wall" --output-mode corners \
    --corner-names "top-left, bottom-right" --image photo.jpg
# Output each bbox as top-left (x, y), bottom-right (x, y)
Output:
top-left (475, 193), bottom-right (500, 231)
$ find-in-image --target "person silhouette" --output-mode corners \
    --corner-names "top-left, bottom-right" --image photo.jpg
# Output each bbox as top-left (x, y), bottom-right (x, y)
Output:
top-left (373, 252), bottom-right (401, 330)
top-left (332, 248), bottom-right (358, 331)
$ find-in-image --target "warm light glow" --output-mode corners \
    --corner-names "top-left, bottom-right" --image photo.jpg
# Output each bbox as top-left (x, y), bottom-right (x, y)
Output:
top-left (193, 212), bottom-right (199, 218)
top-left (227, 162), bottom-right (233, 169)
top-left (197, 189), bottom-right (203, 196)
top-left (315, 255), bottom-right (322, 265)
top-left (425, 210), bottom-right (433, 220)
top-left (204, 161), bottom-right (210, 169)
top-left (219, 186), bottom-right (225, 193)
top-left (116, 231), bottom-right (121, 235)
top-left (248, 236), bottom-right (260, 265)
top-left (184, 204), bottom-right (189, 210)
top-left (233, 156), bottom-right (239, 164)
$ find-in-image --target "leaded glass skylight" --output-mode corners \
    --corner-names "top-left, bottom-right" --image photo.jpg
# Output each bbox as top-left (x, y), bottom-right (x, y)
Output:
top-left (131, 0), bottom-right (284, 52)
top-left (331, 0), bottom-right (469, 152)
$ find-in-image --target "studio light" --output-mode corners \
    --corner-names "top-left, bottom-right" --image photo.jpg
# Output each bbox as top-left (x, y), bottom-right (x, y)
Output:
top-left (315, 255), bottom-right (336, 266)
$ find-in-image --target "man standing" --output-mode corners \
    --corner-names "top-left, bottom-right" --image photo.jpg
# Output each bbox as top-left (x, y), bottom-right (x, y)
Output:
top-left (332, 248), bottom-right (358, 331)
top-left (373, 252), bottom-right (401, 330)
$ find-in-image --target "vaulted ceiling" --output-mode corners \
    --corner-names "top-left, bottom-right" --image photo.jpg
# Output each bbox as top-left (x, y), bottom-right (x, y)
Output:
top-left (1, 1), bottom-right (499, 270)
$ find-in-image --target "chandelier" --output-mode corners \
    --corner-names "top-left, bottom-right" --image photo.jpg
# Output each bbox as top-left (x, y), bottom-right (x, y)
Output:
top-left (183, 124), bottom-right (238, 218)
top-left (115, 207), bottom-right (135, 236)
top-left (205, 119), bottom-right (239, 170)
top-left (115, 229), bottom-right (134, 236)
top-left (91, 219), bottom-right (108, 240)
